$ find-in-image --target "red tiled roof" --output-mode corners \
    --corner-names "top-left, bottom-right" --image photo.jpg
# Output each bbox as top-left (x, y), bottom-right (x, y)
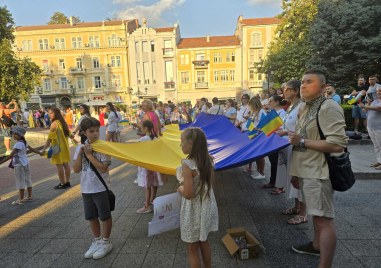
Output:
top-left (15, 20), bottom-right (133, 31)
top-left (242, 17), bottom-right (281, 26)
top-left (155, 27), bottom-right (175, 33)
top-left (177, 36), bottom-right (240, 49)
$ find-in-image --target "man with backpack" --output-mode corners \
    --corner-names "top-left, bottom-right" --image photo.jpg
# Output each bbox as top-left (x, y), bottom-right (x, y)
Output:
top-left (0, 100), bottom-right (19, 155)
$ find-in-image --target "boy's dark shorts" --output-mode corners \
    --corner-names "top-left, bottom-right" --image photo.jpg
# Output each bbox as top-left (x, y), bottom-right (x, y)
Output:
top-left (82, 191), bottom-right (111, 221)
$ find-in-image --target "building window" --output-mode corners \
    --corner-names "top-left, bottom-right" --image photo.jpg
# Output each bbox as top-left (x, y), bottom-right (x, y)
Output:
top-left (251, 32), bottom-right (262, 47)
top-left (135, 42), bottom-right (140, 54)
top-left (108, 34), bottom-right (120, 47)
top-left (249, 70), bottom-right (255, 80)
top-left (152, 62), bottom-right (156, 84)
top-left (60, 77), bottom-right (68, 89)
top-left (258, 73), bottom-right (263, 80)
top-left (165, 61), bottom-right (174, 82)
top-left (89, 36), bottom-right (100, 48)
top-left (72, 37), bottom-right (82, 48)
top-left (76, 58), bottom-right (83, 69)
top-left (257, 49), bottom-right (263, 61)
top-left (94, 76), bottom-right (101, 89)
top-left (250, 49), bottom-right (255, 63)
top-left (221, 70), bottom-right (228, 82)
top-left (142, 41), bottom-right (148, 53)
top-left (136, 62), bottom-right (141, 84)
top-left (196, 53), bottom-right (205, 61)
top-left (112, 75), bottom-right (121, 88)
top-left (226, 52), bottom-right (235, 62)
top-left (110, 56), bottom-right (121, 67)
top-left (55, 38), bottom-right (65, 49)
top-left (42, 60), bottom-right (49, 71)
top-left (58, 59), bottom-right (65, 70)
top-left (181, 72), bottom-right (189, 84)
top-left (93, 57), bottom-right (100, 69)
top-left (38, 39), bottom-right (48, 50)
top-left (143, 62), bottom-right (149, 84)
top-left (180, 55), bottom-right (189, 65)
top-left (77, 77), bottom-right (85, 90)
top-left (22, 40), bottom-right (32, 51)
top-left (230, 70), bottom-right (235, 81)
top-left (213, 52), bottom-right (222, 63)
top-left (214, 71), bottom-right (219, 83)
top-left (150, 41), bottom-right (155, 52)
top-left (197, 71), bottom-right (205, 82)
top-left (44, 78), bottom-right (51, 91)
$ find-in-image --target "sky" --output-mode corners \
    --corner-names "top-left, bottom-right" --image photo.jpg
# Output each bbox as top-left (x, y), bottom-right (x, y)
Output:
top-left (1, 0), bottom-right (282, 37)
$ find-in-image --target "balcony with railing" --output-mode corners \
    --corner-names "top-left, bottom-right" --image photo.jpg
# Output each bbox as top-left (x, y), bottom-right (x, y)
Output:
top-left (69, 68), bottom-right (86, 74)
top-left (162, 48), bottom-right (174, 57)
top-left (192, 60), bottom-right (209, 69)
top-left (164, 81), bottom-right (175, 89)
top-left (195, 82), bottom-right (208, 89)
top-left (42, 69), bottom-right (54, 76)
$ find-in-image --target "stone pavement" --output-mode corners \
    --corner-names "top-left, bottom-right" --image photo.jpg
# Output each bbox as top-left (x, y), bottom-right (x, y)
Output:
top-left (0, 128), bottom-right (380, 267)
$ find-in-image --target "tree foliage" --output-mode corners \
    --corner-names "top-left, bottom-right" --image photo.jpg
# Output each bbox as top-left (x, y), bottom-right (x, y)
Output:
top-left (47, 12), bottom-right (81, 24)
top-left (258, 0), bottom-right (319, 83)
top-left (0, 6), bottom-right (14, 41)
top-left (0, 6), bottom-right (41, 102)
top-left (308, 0), bottom-right (381, 91)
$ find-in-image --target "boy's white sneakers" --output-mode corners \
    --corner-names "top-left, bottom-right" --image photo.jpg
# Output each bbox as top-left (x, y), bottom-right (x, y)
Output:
top-left (84, 239), bottom-right (113, 259)
top-left (93, 240), bottom-right (113, 260)
top-left (84, 240), bottom-right (103, 259)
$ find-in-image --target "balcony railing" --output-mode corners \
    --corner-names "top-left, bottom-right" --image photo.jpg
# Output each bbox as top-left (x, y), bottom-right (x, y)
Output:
top-left (69, 68), bottom-right (86, 74)
top-left (192, 60), bottom-right (209, 69)
top-left (42, 69), bottom-right (54, 76)
top-left (162, 48), bottom-right (174, 57)
top-left (164, 81), bottom-right (175, 89)
top-left (195, 82), bottom-right (208, 89)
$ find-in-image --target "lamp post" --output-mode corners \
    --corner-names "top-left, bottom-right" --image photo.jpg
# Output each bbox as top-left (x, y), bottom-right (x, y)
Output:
top-left (70, 86), bottom-right (76, 109)
top-left (267, 70), bottom-right (274, 95)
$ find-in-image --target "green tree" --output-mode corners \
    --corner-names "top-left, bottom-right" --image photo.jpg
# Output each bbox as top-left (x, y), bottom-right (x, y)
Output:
top-left (308, 0), bottom-right (381, 91)
top-left (47, 12), bottom-right (81, 24)
top-left (0, 6), bottom-right (14, 41)
top-left (257, 0), bottom-right (319, 83)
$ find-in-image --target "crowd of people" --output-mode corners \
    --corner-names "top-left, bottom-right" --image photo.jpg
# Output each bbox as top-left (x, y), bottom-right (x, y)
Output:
top-left (0, 69), bottom-right (380, 268)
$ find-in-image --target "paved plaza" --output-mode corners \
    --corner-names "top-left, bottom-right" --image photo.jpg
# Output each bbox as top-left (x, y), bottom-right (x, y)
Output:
top-left (0, 128), bottom-right (381, 267)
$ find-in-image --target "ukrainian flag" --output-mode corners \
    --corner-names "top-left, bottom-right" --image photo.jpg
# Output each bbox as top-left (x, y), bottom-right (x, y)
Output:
top-left (118, 119), bottom-right (130, 126)
top-left (256, 110), bottom-right (284, 136)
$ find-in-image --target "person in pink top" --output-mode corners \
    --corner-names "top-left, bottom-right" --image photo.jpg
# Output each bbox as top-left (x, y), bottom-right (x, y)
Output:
top-left (135, 100), bottom-right (161, 137)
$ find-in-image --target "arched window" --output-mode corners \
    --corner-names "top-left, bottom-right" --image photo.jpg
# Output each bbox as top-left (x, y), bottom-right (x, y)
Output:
top-left (251, 32), bottom-right (262, 47)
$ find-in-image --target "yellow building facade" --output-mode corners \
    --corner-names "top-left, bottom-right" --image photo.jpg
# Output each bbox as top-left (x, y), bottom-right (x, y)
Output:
top-left (176, 36), bottom-right (241, 104)
top-left (13, 19), bottom-right (138, 108)
top-left (235, 16), bottom-right (280, 95)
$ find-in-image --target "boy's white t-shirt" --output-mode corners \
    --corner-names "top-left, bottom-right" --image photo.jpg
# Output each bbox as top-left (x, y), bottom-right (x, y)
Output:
top-left (73, 142), bottom-right (111, 194)
top-left (13, 141), bottom-right (29, 167)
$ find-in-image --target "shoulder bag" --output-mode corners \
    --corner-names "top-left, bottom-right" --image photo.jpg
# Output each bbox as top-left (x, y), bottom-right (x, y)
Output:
top-left (316, 100), bottom-right (355, 192)
top-left (0, 113), bottom-right (16, 128)
top-left (47, 126), bottom-right (61, 158)
top-left (83, 154), bottom-right (115, 211)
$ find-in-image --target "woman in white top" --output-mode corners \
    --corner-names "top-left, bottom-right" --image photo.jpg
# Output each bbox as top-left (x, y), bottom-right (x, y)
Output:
top-left (224, 99), bottom-right (237, 124)
top-left (275, 80), bottom-right (307, 225)
top-left (105, 102), bottom-right (119, 142)
top-left (235, 94), bottom-right (251, 131)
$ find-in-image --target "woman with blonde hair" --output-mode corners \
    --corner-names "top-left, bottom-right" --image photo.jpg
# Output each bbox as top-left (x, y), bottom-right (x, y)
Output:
top-left (135, 100), bottom-right (162, 137)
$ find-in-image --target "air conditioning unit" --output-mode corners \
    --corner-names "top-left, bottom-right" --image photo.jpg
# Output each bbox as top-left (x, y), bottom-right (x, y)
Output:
top-left (50, 45), bottom-right (55, 49)
top-left (85, 43), bottom-right (90, 47)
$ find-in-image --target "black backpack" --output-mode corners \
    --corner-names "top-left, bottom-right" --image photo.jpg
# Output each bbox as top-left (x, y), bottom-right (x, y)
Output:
top-left (0, 113), bottom-right (16, 127)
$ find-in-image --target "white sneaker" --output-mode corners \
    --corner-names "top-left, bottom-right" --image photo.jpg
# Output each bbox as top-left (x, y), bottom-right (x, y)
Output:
top-left (133, 179), bottom-right (138, 184)
top-left (93, 240), bottom-right (113, 260)
top-left (251, 173), bottom-right (266, 180)
top-left (84, 240), bottom-right (102, 259)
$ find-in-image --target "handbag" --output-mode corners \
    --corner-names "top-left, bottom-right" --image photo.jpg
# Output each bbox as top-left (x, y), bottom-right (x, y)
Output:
top-left (47, 127), bottom-right (61, 158)
top-left (1, 113), bottom-right (16, 128)
top-left (83, 154), bottom-right (115, 211)
top-left (316, 100), bottom-right (355, 192)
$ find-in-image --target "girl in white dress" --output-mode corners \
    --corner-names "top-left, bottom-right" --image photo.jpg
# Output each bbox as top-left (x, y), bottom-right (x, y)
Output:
top-left (274, 80), bottom-right (307, 225)
top-left (177, 127), bottom-right (218, 268)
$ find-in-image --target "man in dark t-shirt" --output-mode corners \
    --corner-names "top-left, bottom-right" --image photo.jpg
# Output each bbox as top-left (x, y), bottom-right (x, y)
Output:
top-left (351, 77), bottom-right (369, 133)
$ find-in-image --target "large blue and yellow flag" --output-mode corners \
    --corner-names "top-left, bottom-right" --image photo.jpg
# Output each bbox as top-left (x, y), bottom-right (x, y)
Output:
top-left (92, 113), bottom-right (289, 175)
top-left (256, 110), bottom-right (284, 136)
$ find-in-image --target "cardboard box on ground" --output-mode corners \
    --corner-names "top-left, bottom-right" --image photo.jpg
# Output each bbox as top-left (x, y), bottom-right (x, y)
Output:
top-left (222, 227), bottom-right (263, 260)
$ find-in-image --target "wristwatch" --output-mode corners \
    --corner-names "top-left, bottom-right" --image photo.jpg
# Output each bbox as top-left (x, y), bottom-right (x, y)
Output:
top-left (298, 138), bottom-right (306, 152)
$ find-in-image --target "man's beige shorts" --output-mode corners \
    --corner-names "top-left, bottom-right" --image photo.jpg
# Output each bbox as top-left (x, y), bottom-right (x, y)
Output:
top-left (299, 178), bottom-right (334, 218)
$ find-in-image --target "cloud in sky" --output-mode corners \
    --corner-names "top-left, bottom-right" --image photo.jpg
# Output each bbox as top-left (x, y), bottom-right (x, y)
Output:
top-left (247, 0), bottom-right (281, 7)
top-left (113, 0), bottom-right (185, 26)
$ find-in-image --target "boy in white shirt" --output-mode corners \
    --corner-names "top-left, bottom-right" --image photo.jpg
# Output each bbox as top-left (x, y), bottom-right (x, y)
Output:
top-left (73, 117), bottom-right (113, 260)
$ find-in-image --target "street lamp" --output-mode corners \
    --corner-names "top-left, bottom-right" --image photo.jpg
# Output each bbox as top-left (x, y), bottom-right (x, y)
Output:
top-left (70, 86), bottom-right (76, 108)
top-left (267, 70), bottom-right (274, 94)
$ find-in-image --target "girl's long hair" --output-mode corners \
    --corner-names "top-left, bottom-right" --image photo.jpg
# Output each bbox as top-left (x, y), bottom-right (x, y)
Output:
top-left (80, 104), bottom-right (91, 117)
top-left (142, 120), bottom-right (157, 140)
top-left (183, 127), bottom-right (214, 197)
top-left (49, 107), bottom-right (70, 137)
top-left (106, 102), bottom-right (118, 118)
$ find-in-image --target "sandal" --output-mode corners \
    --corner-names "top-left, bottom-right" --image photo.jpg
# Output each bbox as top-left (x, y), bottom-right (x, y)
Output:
top-left (375, 166), bottom-right (381, 170)
top-left (11, 200), bottom-right (24, 205)
top-left (271, 188), bottom-right (285, 195)
top-left (370, 162), bottom-right (381, 167)
top-left (262, 183), bottom-right (274, 188)
top-left (287, 215), bottom-right (308, 225)
top-left (282, 207), bottom-right (300, 215)
top-left (23, 197), bottom-right (33, 202)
